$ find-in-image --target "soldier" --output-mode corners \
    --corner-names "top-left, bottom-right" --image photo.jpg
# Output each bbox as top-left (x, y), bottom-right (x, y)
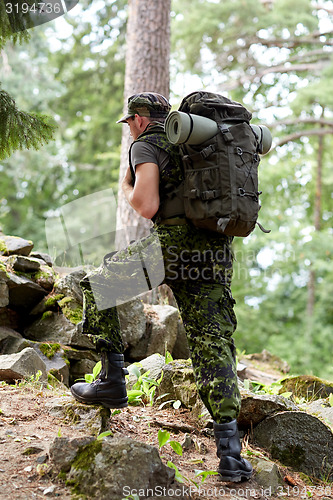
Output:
top-left (70, 92), bottom-right (253, 483)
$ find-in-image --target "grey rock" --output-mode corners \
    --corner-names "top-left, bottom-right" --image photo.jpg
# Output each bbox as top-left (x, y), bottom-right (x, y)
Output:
top-left (7, 255), bottom-right (41, 273)
top-left (301, 399), bottom-right (333, 428)
top-left (254, 411), bottom-right (333, 481)
top-left (126, 353), bottom-right (165, 389)
top-left (129, 304), bottom-right (179, 360)
top-left (238, 389), bottom-right (298, 429)
top-left (0, 326), bottom-right (30, 354)
top-left (46, 397), bottom-right (109, 437)
top-left (118, 298), bottom-right (146, 349)
top-left (32, 343), bottom-right (70, 386)
top-left (54, 268), bottom-right (87, 305)
top-left (30, 252), bottom-right (53, 267)
top-left (24, 312), bottom-right (94, 349)
top-left (172, 319), bottom-right (190, 360)
top-left (0, 347), bottom-right (47, 382)
top-left (6, 272), bottom-right (47, 311)
top-left (0, 279), bottom-right (9, 307)
top-left (252, 458), bottom-right (283, 493)
top-left (158, 359), bottom-right (199, 410)
top-left (0, 234), bottom-right (34, 256)
top-left (69, 358), bottom-right (97, 384)
top-left (0, 306), bottom-right (20, 330)
top-left (63, 436), bottom-right (182, 500)
top-left (34, 264), bottom-right (56, 292)
top-left (49, 436), bottom-right (95, 473)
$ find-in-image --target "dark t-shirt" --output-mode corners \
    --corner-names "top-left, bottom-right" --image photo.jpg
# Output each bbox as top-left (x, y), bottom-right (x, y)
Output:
top-left (130, 141), bottom-right (169, 173)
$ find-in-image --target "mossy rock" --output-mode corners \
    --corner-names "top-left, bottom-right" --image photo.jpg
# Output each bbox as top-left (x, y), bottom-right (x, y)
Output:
top-left (58, 296), bottom-right (83, 325)
top-left (279, 375), bottom-right (333, 400)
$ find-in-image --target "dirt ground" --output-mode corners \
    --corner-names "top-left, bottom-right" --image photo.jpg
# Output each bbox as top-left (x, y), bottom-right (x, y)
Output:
top-left (0, 382), bottom-right (332, 500)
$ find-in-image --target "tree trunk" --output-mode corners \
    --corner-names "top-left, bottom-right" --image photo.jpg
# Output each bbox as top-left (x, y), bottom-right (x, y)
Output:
top-left (115, 0), bottom-right (171, 249)
top-left (306, 120), bottom-right (324, 318)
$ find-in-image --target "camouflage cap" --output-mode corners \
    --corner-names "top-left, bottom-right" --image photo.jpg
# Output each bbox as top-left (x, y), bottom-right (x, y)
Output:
top-left (116, 92), bottom-right (171, 123)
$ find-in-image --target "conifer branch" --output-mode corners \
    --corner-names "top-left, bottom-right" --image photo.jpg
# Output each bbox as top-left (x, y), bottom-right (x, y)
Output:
top-left (0, 89), bottom-right (57, 160)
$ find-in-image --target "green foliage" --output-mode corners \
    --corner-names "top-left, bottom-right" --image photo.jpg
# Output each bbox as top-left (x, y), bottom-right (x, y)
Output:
top-left (126, 364), bottom-right (163, 406)
top-left (158, 428), bottom-right (183, 457)
top-left (0, 89), bottom-right (56, 160)
top-left (84, 361), bottom-right (102, 384)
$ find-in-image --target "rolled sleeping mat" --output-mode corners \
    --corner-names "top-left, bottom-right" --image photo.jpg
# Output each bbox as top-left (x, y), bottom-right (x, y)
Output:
top-left (165, 111), bottom-right (272, 155)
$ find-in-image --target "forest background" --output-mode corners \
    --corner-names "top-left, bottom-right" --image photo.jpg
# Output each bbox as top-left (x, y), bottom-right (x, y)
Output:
top-left (0, 0), bottom-right (332, 380)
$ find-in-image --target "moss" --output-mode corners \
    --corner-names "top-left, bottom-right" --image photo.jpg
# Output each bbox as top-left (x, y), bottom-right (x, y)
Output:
top-left (66, 440), bottom-right (104, 498)
top-left (45, 294), bottom-right (64, 308)
top-left (280, 375), bottom-right (333, 400)
top-left (271, 443), bottom-right (306, 469)
top-left (71, 440), bottom-right (102, 472)
top-left (58, 297), bottom-right (83, 325)
top-left (41, 310), bottom-right (53, 321)
top-left (0, 239), bottom-right (7, 254)
top-left (40, 342), bottom-right (61, 359)
top-left (63, 406), bottom-right (81, 425)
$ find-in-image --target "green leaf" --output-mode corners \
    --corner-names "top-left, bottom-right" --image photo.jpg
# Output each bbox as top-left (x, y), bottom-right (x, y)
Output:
top-left (329, 394), bottom-right (333, 407)
top-left (85, 374), bottom-right (94, 383)
top-left (169, 440), bottom-right (183, 456)
top-left (93, 361), bottom-right (102, 380)
top-left (194, 469), bottom-right (219, 483)
top-left (128, 364), bottom-right (141, 380)
top-left (165, 351), bottom-right (173, 364)
top-left (158, 429), bottom-right (170, 449)
top-left (167, 461), bottom-right (184, 483)
top-left (97, 430), bottom-right (113, 440)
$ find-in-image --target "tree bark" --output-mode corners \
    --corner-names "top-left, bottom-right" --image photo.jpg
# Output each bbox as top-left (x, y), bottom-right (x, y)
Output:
top-left (306, 120), bottom-right (324, 318)
top-left (115, 0), bottom-right (171, 249)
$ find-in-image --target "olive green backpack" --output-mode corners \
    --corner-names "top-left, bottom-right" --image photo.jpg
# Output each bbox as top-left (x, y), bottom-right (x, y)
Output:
top-left (176, 91), bottom-right (270, 237)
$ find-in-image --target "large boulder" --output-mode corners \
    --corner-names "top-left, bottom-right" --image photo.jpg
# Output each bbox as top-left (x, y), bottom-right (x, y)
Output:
top-left (129, 304), bottom-right (179, 360)
top-left (279, 375), bottom-right (333, 400)
top-left (118, 298), bottom-right (146, 350)
top-left (0, 347), bottom-right (47, 382)
top-left (238, 389), bottom-right (298, 429)
top-left (0, 233), bottom-right (34, 256)
top-left (49, 436), bottom-right (186, 499)
top-left (254, 411), bottom-right (333, 481)
top-left (46, 397), bottom-right (109, 436)
top-left (6, 272), bottom-right (48, 311)
top-left (24, 312), bottom-right (94, 349)
top-left (0, 326), bottom-right (30, 354)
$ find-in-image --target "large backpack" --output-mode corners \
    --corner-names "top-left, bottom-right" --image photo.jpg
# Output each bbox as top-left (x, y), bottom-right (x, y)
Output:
top-left (174, 91), bottom-right (270, 237)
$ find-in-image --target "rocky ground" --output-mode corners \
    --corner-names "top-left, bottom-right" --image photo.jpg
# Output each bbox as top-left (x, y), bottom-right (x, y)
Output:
top-left (1, 382), bottom-right (332, 500)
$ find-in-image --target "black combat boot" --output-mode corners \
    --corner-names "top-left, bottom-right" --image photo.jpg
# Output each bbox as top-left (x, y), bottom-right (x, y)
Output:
top-left (70, 351), bottom-right (128, 409)
top-left (213, 419), bottom-right (253, 482)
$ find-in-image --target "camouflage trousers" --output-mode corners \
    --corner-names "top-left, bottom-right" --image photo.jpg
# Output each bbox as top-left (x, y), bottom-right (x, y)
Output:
top-left (80, 223), bottom-right (241, 423)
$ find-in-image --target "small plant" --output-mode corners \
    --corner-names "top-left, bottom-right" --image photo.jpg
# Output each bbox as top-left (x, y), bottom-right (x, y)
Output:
top-left (158, 429), bottom-right (183, 456)
top-left (84, 361), bottom-right (102, 383)
top-left (194, 469), bottom-right (219, 482)
top-left (96, 430), bottom-right (113, 440)
top-left (244, 379), bottom-right (292, 399)
top-left (18, 370), bottom-right (44, 389)
top-left (126, 364), bottom-right (163, 406)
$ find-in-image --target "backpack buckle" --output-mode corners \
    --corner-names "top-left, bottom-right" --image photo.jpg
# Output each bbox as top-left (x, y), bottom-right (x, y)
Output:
top-left (238, 188), bottom-right (246, 197)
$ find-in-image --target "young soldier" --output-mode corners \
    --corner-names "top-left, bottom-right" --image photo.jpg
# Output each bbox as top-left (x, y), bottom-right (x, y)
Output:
top-left (70, 92), bottom-right (253, 483)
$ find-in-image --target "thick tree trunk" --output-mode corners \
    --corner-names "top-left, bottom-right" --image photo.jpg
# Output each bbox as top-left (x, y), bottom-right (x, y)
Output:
top-left (306, 124), bottom-right (324, 319)
top-left (115, 0), bottom-right (171, 249)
